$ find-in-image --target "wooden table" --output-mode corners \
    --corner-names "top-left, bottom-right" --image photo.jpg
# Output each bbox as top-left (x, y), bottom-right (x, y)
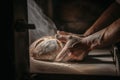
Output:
top-left (30, 48), bottom-right (119, 76)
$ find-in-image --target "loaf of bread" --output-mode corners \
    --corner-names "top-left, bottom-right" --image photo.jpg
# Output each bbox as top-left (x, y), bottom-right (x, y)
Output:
top-left (29, 36), bottom-right (64, 61)
top-left (29, 31), bottom-right (84, 62)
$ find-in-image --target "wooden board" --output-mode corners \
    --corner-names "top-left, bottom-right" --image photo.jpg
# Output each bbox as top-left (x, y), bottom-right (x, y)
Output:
top-left (30, 49), bottom-right (118, 76)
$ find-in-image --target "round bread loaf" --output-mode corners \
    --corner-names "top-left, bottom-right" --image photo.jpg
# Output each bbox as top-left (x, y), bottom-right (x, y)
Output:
top-left (29, 36), bottom-right (63, 61)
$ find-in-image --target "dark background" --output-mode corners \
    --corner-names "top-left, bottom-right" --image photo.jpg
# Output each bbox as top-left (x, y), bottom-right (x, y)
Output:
top-left (35, 0), bottom-right (114, 34)
top-left (4, 0), bottom-right (120, 80)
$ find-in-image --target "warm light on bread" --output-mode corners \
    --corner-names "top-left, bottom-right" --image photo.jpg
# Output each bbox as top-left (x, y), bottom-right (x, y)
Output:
top-left (29, 36), bottom-right (64, 61)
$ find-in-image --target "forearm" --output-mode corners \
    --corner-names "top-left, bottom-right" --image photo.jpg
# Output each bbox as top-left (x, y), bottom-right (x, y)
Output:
top-left (83, 18), bottom-right (120, 49)
top-left (101, 18), bottom-right (120, 47)
top-left (84, 2), bottom-right (120, 36)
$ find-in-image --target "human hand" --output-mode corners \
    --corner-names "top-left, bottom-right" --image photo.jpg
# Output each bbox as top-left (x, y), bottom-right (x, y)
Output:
top-left (54, 31), bottom-right (91, 62)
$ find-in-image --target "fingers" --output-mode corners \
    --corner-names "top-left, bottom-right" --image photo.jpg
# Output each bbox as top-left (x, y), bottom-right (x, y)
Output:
top-left (54, 39), bottom-right (74, 62)
top-left (61, 50), bottom-right (89, 62)
top-left (54, 37), bottom-right (84, 62)
top-left (55, 31), bottom-right (89, 62)
top-left (57, 30), bottom-right (70, 35)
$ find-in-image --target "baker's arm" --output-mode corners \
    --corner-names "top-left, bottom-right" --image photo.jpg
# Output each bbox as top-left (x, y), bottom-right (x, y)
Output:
top-left (55, 18), bottom-right (120, 62)
top-left (84, 1), bottom-right (120, 36)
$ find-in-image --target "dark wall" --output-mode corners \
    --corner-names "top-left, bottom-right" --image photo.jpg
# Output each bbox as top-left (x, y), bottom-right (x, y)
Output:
top-left (52, 0), bottom-right (114, 34)
top-left (35, 0), bottom-right (114, 34)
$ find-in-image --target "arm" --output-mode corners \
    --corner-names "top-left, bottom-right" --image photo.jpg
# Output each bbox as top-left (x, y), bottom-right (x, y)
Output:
top-left (84, 1), bottom-right (120, 36)
top-left (83, 18), bottom-right (120, 49)
top-left (55, 18), bottom-right (120, 62)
